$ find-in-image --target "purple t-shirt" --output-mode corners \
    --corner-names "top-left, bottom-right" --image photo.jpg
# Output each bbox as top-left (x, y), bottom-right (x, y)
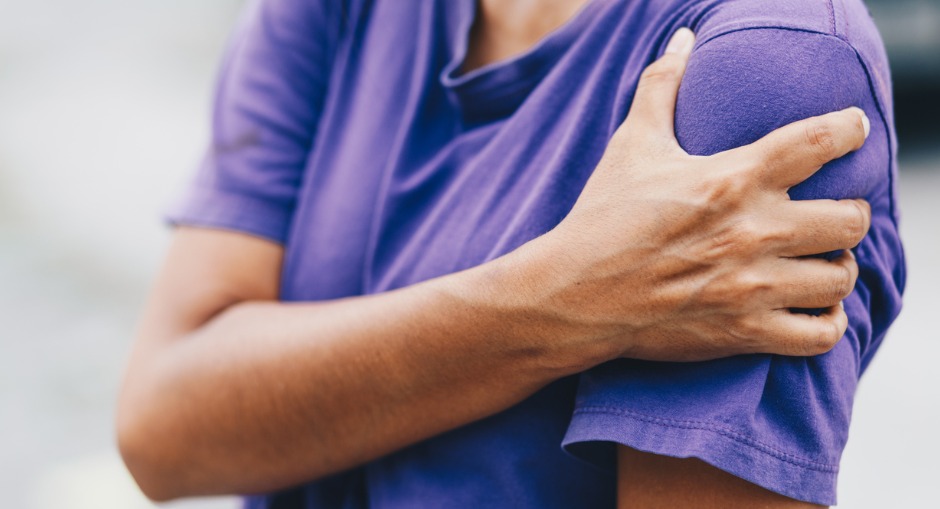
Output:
top-left (167, 0), bottom-right (905, 506)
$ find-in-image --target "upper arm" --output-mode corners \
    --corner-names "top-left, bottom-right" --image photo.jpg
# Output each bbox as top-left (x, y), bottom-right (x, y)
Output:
top-left (148, 0), bottom-right (341, 334)
top-left (617, 447), bottom-right (825, 508)
top-left (675, 27), bottom-right (890, 203)
top-left (564, 25), bottom-right (904, 507)
top-left (136, 0), bottom-right (341, 344)
top-left (140, 228), bottom-right (283, 343)
top-left (166, 0), bottom-right (340, 244)
top-left (673, 26), bottom-right (903, 366)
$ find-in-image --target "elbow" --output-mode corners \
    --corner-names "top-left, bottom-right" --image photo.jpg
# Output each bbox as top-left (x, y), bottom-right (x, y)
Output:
top-left (117, 437), bottom-right (171, 501)
top-left (116, 383), bottom-right (189, 502)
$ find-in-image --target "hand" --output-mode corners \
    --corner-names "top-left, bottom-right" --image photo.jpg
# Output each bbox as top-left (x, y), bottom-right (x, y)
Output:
top-left (523, 28), bottom-right (871, 362)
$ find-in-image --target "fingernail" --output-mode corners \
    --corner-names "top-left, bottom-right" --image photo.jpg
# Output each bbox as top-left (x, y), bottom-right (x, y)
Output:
top-left (665, 28), bottom-right (695, 55)
top-left (849, 107), bottom-right (870, 139)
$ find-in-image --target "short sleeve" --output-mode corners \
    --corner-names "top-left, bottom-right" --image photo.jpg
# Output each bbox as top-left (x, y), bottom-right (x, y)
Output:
top-left (165, 0), bottom-right (340, 244)
top-left (562, 28), bottom-right (905, 506)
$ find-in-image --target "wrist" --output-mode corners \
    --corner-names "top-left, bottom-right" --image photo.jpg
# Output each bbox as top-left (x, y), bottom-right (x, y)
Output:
top-left (444, 234), bottom-right (622, 378)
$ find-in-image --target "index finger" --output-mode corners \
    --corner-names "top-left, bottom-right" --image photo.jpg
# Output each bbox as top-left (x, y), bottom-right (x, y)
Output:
top-left (733, 107), bottom-right (870, 190)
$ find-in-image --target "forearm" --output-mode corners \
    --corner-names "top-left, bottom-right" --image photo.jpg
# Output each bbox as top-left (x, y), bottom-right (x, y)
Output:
top-left (120, 34), bottom-right (881, 500)
top-left (117, 241), bottom-right (606, 500)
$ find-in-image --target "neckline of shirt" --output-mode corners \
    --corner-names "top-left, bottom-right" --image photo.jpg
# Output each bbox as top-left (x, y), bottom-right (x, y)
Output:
top-left (440, 0), bottom-right (604, 125)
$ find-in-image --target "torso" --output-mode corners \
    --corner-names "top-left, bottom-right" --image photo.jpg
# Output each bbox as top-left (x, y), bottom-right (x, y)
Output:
top-left (254, 0), bottom-right (896, 507)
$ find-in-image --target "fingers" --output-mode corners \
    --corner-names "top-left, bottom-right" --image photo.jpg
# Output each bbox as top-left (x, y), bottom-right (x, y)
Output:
top-left (621, 28), bottom-right (695, 141)
top-left (760, 304), bottom-right (849, 356)
top-left (773, 198), bottom-right (871, 257)
top-left (737, 107), bottom-right (870, 189)
top-left (742, 250), bottom-right (857, 356)
top-left (772, 250), bottom-right (859, 309)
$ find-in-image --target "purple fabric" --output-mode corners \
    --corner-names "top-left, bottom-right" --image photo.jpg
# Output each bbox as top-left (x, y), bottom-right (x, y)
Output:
top-left (166, 0), bottom-right (905, 506)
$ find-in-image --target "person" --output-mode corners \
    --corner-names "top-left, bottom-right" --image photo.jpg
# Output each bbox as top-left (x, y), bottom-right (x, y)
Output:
top-left (116, 0), bottom-right (905, 507)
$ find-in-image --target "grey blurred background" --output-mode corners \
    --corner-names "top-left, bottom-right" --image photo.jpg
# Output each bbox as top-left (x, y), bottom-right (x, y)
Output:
top-left (0, 0), bottom-right (936, 507)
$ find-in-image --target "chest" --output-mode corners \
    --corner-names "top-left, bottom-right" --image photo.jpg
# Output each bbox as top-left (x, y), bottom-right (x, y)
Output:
top-left (278, 0), bottom-right (668, 301)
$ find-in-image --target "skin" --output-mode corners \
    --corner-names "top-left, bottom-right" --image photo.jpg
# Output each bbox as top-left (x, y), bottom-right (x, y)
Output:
top-left (462, 0), bottom-right (589, 73)
top-left (118, 1), bottom-right (870, 505)
top-left (617, 447), bottom-right (824, 508)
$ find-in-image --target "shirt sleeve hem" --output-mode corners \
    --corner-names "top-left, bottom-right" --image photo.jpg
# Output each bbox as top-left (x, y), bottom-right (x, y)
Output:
top-left (163, 184), bottom-right (294, 245)
top-left (561, 407), bottom-right (838, 506)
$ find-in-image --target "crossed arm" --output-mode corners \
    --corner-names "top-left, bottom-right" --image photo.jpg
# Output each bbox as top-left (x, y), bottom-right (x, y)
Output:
top-left (117, 28), bottom-right (874, 506)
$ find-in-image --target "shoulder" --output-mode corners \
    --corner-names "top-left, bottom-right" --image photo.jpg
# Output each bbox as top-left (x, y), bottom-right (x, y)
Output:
top-left (684, 0), bottom-right (892, 109)
top-left (689, 0), bottom-right (882, 45)
top-left (230, 0), bottom-right (352, 58)
top-left (676, 26), bottom-right (871, 155)
top-left (671, 0), bottom-right (896, 202)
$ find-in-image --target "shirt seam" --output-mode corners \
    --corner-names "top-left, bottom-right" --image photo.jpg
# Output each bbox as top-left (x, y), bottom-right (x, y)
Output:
top-left (183, 181), bottom-right (295, 211)
top-left (168, 182), bottom-right (293, 238)
top-left (827, 0), bottom-right (837, 36)
top-left (573, 406), bottom-right (840, 472)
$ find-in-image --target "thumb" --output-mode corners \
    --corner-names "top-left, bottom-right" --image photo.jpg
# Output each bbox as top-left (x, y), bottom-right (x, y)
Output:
top-left (621, 28), bottom-right (695, 143)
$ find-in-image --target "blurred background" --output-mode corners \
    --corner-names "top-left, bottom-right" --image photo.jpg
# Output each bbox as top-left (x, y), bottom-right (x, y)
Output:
top-left (0, 0), bottom-right (936, 507)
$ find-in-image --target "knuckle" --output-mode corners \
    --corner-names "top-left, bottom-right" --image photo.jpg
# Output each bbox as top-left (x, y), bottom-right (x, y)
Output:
top-left (804, 121), bottom-right (837, 160)
top-left (783, 334), bottom-right (811, 356)
top-left (804, 335), bottom-right (829, 356)
top-left (740, 271), bottom-right (773, 301)
top-left (638, 58), bottom-right (679, 86)
top-left (838, 263), bottom-right (856, 297)
top-left (814, 319), bottom-right (843, 354)
top-left (700, 278), bottom-right (734, 307)
top-left (825, 265), bottom-right (854, 302)
top-left (728, 317), bottom-right (761, 344)
top-left (710, 229), bottom-right (749, 261)
top-left (752, 144), bottom-right (780, 176)
top-left (792, 322), bottom-right (836, 356)
top-left (701, 169), bottom-right (750, 207)
top-left (768, 223), bottom-right (796, 248)
top-left (727, 219), bottom-right (765, 254)
top-left (704, 271), bottom-right (770, 309)
top-left (843, 201), bottom-right (870, 244)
